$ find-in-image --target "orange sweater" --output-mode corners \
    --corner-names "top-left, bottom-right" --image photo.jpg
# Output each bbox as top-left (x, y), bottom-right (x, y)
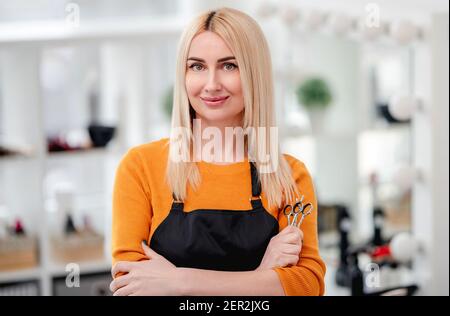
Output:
top-left (112, 138), bottom-right (326, 296)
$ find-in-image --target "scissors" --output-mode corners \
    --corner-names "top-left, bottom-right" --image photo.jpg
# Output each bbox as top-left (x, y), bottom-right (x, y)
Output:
top-left (283, 196), bottom-right (314, 227)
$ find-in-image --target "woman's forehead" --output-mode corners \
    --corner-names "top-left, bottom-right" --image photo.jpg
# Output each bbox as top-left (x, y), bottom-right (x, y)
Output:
top-left (188, 31), bottom-right (233, 59)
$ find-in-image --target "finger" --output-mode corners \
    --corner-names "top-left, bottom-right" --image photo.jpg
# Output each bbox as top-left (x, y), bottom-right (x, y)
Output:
top-left (141, 240), bottom-right (160, 259)
top-left (111, 261), bottom-right (134, 279)
top-left (113, 284), bottom-right (134, 296)
top-left (290, 227), bottom-right (303, 243)
top-left (110, 274), bottom-right (131, 293)
top-left (279, 232), bottom-right (302, 245)
top-left (281, 244), bottom-right (301, 255)
top-left (280, 226), bottom-right (303, 241)
top-left (280, 225), bottom-right (297, 234)
top-left (283, 255), bottom-right (298, 267)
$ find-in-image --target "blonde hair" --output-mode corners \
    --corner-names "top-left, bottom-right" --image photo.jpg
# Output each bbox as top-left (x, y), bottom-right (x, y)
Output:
top-left (165, 7), bottom-right (299, 209)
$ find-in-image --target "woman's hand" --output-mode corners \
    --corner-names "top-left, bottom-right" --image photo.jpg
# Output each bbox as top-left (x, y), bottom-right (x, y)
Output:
top-left (256, 225), bottom-right (303, 271)
top-left (110, 241), bottom-right (182, 296)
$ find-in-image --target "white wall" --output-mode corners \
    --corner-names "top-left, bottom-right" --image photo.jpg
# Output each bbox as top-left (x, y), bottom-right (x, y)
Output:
top-left (429, 12), bottom-right (449, 296)
top-left (412, 12), bottom-right (449, 296)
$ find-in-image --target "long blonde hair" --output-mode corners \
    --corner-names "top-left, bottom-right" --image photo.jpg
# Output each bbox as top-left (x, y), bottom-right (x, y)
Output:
top-left (165, 7), bottom-right (299, 209)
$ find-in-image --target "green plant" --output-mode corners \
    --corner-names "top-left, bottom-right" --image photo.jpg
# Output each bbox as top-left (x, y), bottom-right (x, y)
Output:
top-left (162, 85), bottom-right (174, 118)
top-left (295, 77), bottom-right (332, 109)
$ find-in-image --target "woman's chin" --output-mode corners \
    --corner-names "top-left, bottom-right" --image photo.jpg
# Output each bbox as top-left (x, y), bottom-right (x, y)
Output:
top-left (195, 112), bottom-right (235, 125)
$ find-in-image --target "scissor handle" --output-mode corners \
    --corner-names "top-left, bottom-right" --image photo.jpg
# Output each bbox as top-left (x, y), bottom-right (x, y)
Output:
top-left (283, 204), bottom-right (293, 216)
top-left (301, 203), bottom-right (313, 216)
top-left (292, 201), bottom-right (304, 214)
top-left (296, 204), bottom-right (314, 228)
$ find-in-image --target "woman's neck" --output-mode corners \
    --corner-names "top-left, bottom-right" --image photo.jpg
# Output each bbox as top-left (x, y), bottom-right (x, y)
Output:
top-left (192, 115), bottom-right (247, 164)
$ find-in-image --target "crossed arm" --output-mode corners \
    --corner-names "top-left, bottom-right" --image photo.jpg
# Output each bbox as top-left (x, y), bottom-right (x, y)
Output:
top-left (110, 242), bottom-right (285, 296)
top-left (110, 225), bottom-right (304, 296)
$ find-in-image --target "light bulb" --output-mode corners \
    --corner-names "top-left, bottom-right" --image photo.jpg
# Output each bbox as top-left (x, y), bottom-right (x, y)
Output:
top-left (388, 95), bottom-right (419, 121)
top-left (304, 10), bottom-right (326, 31)
top-left (256, 2), bottom-right (278, 19)
top-left (390, 20), bottom-right (420, 45)
top-left (279, 6), bottom-right (300, 26)
top-left (390, 232), bottom-right (417, 263)
top-left (329, 13), bottom-right (354, 35)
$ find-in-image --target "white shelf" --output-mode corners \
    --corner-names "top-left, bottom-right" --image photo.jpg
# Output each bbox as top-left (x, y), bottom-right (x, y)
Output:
top-left (0, 16), bottom-right (187, 46)
top-left (45, 145), bottom-right (127, 162)
top-left (0, 258), bottom-right (111, 284)
top-left (0, 267), bottom-right (41, 283)
top-left (0, 154), bottom-right (37, 165)
top-left (361, 124), bottom-right (411, 134)
top-left (46, 147), bottom-right (110, 160)
top-left (48, 258), bottom-right (111, 278)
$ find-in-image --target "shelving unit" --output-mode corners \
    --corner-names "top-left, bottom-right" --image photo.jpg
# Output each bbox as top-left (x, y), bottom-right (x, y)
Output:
top-left (266, 5), bottom-right (447, 295)
top-left (0, 267), bottom-right (41, 284)
top-left (0, 11), bottom-right (185, 295)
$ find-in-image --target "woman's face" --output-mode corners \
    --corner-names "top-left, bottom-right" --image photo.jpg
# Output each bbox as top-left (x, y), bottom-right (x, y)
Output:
top-left (185, 31), bottom-right (244, 127)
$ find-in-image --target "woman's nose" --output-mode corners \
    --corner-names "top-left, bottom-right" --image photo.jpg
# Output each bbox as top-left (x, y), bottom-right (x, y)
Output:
top-left (204, 70), bottom-right (222, 92)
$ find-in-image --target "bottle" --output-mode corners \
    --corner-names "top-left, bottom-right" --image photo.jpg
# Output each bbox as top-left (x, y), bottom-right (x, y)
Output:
top-left (349, 253), bottom-right (364, 296)
top-left (14, 218), bottom-right (25, 236)
top-left (64, 214), bottom-right (77, 235)
top-left (336, 205), bottom-right (351, 287)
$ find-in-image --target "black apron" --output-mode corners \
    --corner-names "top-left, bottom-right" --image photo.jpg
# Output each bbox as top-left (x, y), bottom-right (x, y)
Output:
top-left (150, 162), bottom-right (279, 271)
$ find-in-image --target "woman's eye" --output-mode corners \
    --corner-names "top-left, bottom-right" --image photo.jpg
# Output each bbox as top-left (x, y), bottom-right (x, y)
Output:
top-left (189, 63), bottom-right (204, 71)
top-left (223, 63), bottom-right (237, 71)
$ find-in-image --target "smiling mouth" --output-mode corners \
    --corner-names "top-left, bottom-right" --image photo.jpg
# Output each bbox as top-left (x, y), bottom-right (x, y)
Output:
top-left (201, 96), bottom-right (230, 106)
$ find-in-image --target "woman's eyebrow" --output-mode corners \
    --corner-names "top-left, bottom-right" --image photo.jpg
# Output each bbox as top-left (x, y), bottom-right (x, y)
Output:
top-left (187, 56), bottom-right (236, 62)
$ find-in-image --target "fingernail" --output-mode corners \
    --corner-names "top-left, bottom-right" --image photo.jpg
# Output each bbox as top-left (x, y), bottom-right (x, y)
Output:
top-left (142, 239), bottom-right (147, 246)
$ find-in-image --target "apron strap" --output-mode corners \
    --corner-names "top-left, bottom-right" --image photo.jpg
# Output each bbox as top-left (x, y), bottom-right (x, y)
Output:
top-left (172, 193), bottom-right (184, 210)
top-left (250, 162), bottom-right (262, 197)
top-left (250, 162), bottom-right (264, 209)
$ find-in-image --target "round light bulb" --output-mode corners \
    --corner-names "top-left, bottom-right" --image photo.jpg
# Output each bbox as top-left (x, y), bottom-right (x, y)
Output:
top-left (390, 20), bottom-right (420, 45)
top-left (390, 232), bottom-right (417, 263)
top-left (329, 13), bottom-right (353, 35)
top-left (256, 2), bottom-right (278, 19)
top-left (304, 10), bottom-right (326, 31)
top-left (279, 6), bottom-right (300, 26)
top-left (388, 95), bottom-right (419, 121)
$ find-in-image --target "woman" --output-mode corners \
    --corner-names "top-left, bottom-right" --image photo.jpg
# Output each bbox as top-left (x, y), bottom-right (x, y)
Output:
top-left (110, 7), bottom-right (326, 296)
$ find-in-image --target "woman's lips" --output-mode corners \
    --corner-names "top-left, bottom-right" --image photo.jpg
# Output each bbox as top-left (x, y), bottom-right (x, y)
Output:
top-left (201, 96), bottom-right (229, 107)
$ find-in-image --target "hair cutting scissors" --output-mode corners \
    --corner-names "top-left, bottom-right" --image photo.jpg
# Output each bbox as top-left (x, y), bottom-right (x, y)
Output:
top-left (283, 195), bottom-right (314, 227)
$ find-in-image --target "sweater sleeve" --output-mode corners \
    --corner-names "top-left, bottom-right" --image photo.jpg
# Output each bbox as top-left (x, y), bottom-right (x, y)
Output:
top-left (111, 148), bottom-right (153, 268)
top-left (273, 158), bottom-right (327, 296)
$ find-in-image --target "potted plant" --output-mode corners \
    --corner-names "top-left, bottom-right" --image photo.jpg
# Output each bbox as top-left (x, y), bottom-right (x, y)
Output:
top-left (295, 77), bottom-right (333, 134)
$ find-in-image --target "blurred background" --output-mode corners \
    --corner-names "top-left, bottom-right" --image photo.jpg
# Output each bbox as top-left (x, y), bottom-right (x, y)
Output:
top-left (0, 0), bottom-right (448, 296)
